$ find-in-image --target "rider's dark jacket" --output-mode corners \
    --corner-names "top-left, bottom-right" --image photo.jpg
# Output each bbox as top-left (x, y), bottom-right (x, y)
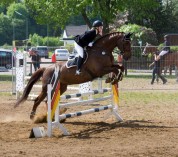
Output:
top-left (162, 40), bottom-right (170, 52)
top-left (74, 29), bottom-right (97, 48)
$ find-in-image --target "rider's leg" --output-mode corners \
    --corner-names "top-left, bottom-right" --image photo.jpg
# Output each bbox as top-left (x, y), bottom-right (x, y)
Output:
top-left (159, 50), bottom-right (168, 56)
top-left (151, 68), bottom-right (156, 84)
top-left (74, 42), bottom-right (84, 75)
top-left (76, 56), bottom-right (84, 73)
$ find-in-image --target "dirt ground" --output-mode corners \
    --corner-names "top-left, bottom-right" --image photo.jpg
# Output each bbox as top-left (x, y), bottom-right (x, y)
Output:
top-left (0, 78), bottom-right (178, 157)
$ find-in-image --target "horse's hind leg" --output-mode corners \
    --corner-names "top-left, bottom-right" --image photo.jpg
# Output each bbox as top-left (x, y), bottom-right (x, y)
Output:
top-left (30, 88), bottom-right (47, 119)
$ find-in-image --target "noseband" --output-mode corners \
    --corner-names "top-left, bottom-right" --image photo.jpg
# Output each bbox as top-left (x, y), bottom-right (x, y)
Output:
top-left (119, 37), bottom-right (131, 55)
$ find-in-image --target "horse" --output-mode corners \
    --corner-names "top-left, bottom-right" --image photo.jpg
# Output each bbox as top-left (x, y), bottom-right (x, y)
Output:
top-left (142, 43), bottom-right (178, 81)
top-left (14, 32), bottom-right (132, 119)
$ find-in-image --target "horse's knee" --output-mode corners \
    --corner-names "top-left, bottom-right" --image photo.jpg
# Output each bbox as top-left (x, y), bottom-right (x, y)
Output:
top-left (111, 78), bottom-right (118, 85)
top-left (105, 77), bottom-right (112, 83)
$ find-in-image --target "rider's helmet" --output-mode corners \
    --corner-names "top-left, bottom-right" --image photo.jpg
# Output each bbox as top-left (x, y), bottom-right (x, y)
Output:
top-left (164, 35), bottom-right (169, 40)
top-left (92, 20), bottom-right (103, 27)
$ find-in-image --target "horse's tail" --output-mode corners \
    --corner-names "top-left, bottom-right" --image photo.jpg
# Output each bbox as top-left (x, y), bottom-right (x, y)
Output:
top-left (14, 67), bottom-right (46, 108)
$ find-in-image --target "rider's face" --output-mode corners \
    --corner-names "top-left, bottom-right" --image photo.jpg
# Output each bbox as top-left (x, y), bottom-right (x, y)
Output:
top-left (99, 26), bottom-right (103, 31)
top-left (98, 26), bottom-right (103, 34)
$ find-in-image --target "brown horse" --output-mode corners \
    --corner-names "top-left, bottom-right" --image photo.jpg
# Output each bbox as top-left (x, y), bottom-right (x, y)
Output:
top-left (142, 42), bottom-right (178, 78)
top-left (15, 32), bottom-right (132, 119)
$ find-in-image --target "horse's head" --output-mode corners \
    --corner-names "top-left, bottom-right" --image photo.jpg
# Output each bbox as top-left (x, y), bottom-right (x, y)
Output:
top-left (142, 43), bottom-right (158, 56)
top-left (117, 32), bottom-right (132, 60)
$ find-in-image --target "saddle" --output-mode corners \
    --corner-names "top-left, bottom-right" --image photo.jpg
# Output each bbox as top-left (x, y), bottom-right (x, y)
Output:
top-left (66, 48), bottom-right (88, 68)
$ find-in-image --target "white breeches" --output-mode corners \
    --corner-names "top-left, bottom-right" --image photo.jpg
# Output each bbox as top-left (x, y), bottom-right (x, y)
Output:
top-left (74, 42), bottom-right (84, 58)
top-left (159, 50), bottom-right (168, 56)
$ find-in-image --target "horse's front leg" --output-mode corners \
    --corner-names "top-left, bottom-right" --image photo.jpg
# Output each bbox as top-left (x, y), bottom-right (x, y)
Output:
top-left (102, 67), bottom-right (120, 84)
top-left (111, 64), bottom-right (125, 81)
top-left (105, 73), bottom-right (116, 83)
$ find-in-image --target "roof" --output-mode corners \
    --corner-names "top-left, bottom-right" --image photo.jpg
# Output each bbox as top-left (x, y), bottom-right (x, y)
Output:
top-left (65, 25), bottom-right (89, 37)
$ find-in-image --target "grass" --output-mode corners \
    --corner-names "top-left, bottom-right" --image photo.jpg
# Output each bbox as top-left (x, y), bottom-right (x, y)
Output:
top-left (48, 51), bottom-right (53, 58)
top-left (119, 91), bottom-right (178, 106)
top-left (0, 92), bottom-right (13, 96)
top-left (0, 75), bottom-right (12, 81)
top-left (124, 74), bottom-right (176, 79)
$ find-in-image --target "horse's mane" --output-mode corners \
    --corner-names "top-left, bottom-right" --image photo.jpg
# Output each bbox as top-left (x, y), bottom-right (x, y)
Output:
top-left (94, 31), bottom-right (124, 45)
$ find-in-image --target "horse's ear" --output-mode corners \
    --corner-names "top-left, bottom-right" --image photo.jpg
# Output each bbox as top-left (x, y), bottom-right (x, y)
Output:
top-left (124, 32), bottom-right (133, 40)
top-left (129, 32), bottom-right (133, 36)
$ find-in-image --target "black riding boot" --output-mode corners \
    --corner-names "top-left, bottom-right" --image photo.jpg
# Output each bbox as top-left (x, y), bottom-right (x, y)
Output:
top-left (76, 56), bottom-right (84, 75)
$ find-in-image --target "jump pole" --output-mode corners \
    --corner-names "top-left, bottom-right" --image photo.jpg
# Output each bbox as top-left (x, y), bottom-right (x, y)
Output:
top-left (47, 81), bottom-right (123, 137)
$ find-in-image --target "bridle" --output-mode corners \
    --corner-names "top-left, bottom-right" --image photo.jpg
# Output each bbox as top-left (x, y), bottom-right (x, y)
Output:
top-left (118, 35), bottom-right (131, 55)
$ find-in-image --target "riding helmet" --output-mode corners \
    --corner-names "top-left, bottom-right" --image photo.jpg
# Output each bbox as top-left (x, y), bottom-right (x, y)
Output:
top-left (92, 20), bottom-right (103, 27)
top-left (164, 35), bottom-right (169, 39)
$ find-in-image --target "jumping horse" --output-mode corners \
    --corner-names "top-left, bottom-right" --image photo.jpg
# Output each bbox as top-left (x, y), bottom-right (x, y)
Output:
top-left (142, 43), bottom-right (178, 81)
top-left (15, 32), bottom-right (132, 119)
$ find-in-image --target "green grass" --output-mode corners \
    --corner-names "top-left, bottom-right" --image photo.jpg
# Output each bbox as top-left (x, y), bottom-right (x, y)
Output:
top-left (0, 75), bottom-right (12, 81)
top-left (119, 91), bottom-right (178, 106)
top-left (0, 92), bottom-right (13, 96)
top-left (124, 74), bottom-right (176, 79)
top-left (48, 51), bottom-right (53, 58)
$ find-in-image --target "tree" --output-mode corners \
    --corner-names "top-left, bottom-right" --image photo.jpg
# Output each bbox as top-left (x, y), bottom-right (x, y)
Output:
top-left (7, 2), bottom-right (28, 41)
top-left (0, 0), bottom-right (16, 6)
top-left (127, 0), bottom-right (178, 41)
top-left (0, 13), bottom-right (12, 45)
top-left (118, 24), bottom-right (158, 58)
top-left (25, 0), bottom-right (159, 34)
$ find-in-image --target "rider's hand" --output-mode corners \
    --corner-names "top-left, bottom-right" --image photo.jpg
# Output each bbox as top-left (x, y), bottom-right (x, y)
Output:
top-left (88, 42), bottom-right (93, 47)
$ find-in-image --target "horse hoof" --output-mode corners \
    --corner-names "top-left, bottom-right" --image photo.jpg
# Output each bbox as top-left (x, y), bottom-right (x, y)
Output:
top-left (105, 78), bottom-right (112, 83)
top-left (30, 115), bottom-right (34, 120)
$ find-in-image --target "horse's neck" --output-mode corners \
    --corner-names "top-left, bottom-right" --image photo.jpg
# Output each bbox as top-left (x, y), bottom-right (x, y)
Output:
top-left (150, 47), bottom-right (158, 55)
top-left (93, 33), bottom-right (120, 52)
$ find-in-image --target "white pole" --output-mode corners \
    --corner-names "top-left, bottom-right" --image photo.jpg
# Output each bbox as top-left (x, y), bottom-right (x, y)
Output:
top-left (47, 84), bottom-right (52, 137)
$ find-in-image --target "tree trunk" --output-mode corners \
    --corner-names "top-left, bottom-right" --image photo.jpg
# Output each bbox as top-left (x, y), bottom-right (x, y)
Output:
top-left (81, 9), bottom-right (92, 29)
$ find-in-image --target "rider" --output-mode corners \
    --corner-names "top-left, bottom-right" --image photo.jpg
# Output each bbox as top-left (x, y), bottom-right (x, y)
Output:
top-left (74, 20), bottom-right (103, 75)
top-left (155, 35), bottom-right (170, 61)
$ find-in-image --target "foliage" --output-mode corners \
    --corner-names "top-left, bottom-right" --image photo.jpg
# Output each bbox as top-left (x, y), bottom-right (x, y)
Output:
top-left (29, 34), bottom-right (63, 47)
top-left (0, 4), bottom-right (6, 13)
top-left (127, 0), bottom-right (178, 40)
top-left (170, 46), bottom-right (178, 52)
top-left (6, 2), bottom-right (28, 41)
top-left (0, 13), bottom-right (12, 45)
top-left (0, 2), bottom-right (62, 46)
top-left (43, 36), bottom-right (63, 47)
top-left (0, 0), bottom-right (16, 6)
top-left (118, 24), bottom-right (158, 58)
top-left (158, 43), bottom-right (178, 52)
top-left (24, 0), bottom-right (159, 33)
top-left (1, 0), bottom-right (178, 48)
top-left (118, 24), bottom-right (158, 46)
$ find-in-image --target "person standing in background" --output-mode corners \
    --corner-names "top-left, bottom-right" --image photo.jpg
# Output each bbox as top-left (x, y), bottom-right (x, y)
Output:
top-left (149, 52), bottom-right (167, 85)
top-left (29, 48), bottom-right (41, 72)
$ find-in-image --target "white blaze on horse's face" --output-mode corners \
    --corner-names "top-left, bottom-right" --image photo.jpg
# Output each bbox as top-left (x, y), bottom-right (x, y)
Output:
top-left (142, 47), bottom-right (147, 56)
top-left (142, 43), bottom-right (151, 56)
